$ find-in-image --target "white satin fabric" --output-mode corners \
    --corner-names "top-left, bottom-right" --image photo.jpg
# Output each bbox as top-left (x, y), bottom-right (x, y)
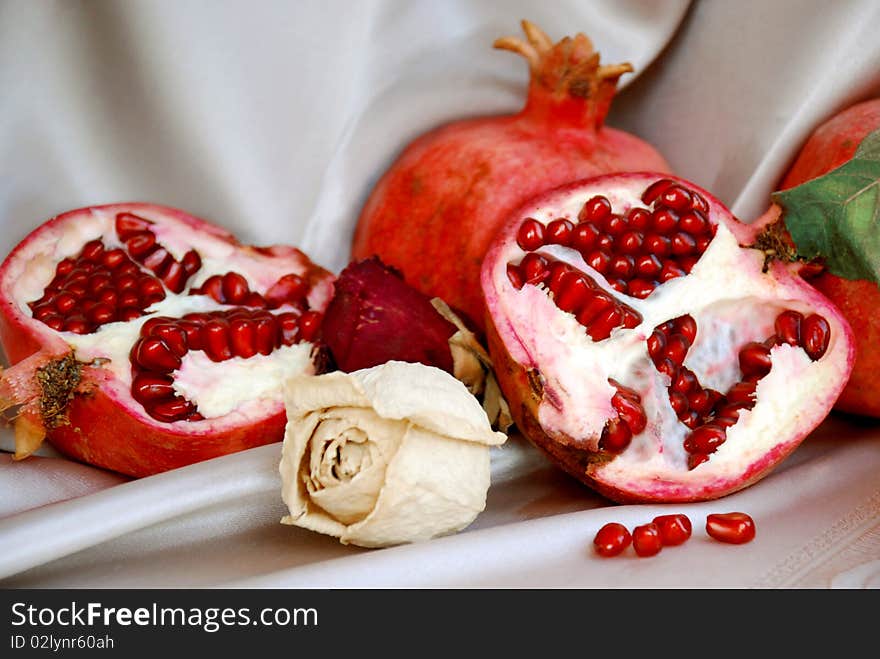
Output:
top-left (2, 0), bottom-right (880, 588)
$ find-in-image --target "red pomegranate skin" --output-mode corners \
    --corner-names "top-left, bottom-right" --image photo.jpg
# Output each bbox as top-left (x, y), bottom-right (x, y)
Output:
top-left (352, 22), bottom-right (670, 329)
top-left (780, 98), bottom-right (880, 416)
top-left (0, 204), bottom-right (334, 477)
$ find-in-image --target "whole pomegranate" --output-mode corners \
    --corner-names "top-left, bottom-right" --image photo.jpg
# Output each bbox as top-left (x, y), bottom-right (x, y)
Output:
top-left (0, 204), bottom-right (334, 476)
top-left (777, 98), bottom-right (880, 416)
top-left (481, 173), bottom-right (853, 503)
top-left (352, 20), bottom-right (670, 329)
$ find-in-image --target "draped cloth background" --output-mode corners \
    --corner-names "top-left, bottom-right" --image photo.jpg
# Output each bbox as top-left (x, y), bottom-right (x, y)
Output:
top-left (1, 0), bottom-right (879, 587)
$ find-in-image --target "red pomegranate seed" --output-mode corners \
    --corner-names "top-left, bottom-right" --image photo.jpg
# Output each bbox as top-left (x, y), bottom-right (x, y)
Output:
top-left (161, 261), bottom-right (186, 293)
top-left (143, 247), bottom-right (171, 273)
top-left (587, 307), bottom-right (623, 341)
top-left (696, 235), bottom-right (713, 252)
top-left (664, 335), bottom-right (690, 365)
top-left (221, 272), bottom-right (250, 304)
top-left (774, 310), bottom-right (803, 346)
top-left (612, 390), bottom-right (647, 434)
top-left (608, 255), bottom-right (634, 279)
top-left (132, 337), bottom-right (182, 372)
top-left (506, 263), bottom-right (524, 289)
top-left (647, 330), bottom-right (666, 361)
top-left (671, 368), bottom-right (696, 394)
top-left (151, 324), bottom-right (188, 357)
top-left (86, 303), bottom-right (115, 325)
top-left (149, 398), bottom-right (196, 423)
top-left (653, 514), bottom-right (692, 546)
top-left (56, 258), bottom-right (75, 276)
top-left (739, 342), bottom-right (772, 377)
top-left (617, 231), bottom-right (643, 255)
top-left (555, 274), bottom-right (592, 313)
top-left (115, 212), bottom-right (152, 239)
top-left (516, 218), bottom-right (546, 251)
top-left (669, 392), bottom-right (688, 415)
top-left (626, 278), bottom-right (655, 299)
top-left (673, 316), bottom-right (697, 343)
top-left (625, 207), bottom-right (652, 230)
top-left (197, 275), bottom-right (224, 302)
top-left (131, 373), bottom-right (175, 403)
top-left (584, 251), bottom-right (611, 275)
top-left (632, 523), bottom-right (663, 557)
top-left (603, 214), bottom-right (627, 236)
top-left (658, 185), bottom-right (693, 212)
top-left (593, 522), bottom-right (631, 557)
top-left (705, 512), bottom-right (756, 544)
top-left (608, 279), bottom-right (627, 294)
top-left (299, 311), bottom-right (323, 342)
top-left (688, 389), bottom-right (714, 416)
top-left (81, 240), bottom-right (105, 262)
top-left (679, 211), bottom-right (708, 235)
top-left (684, 424), bottom-right (726, 454)
top-left (53, 293), bottom-right (77, 314)
top-left (126, 232), bottom-right (157, 257)
top-left (801, 314), bottom-right (830, 360)
top-left (579, 195), bottom-right (612, 223)
top-left (691, 191), bottom-right (710, 213)
top-left (679, 255), bottom-right (700, 273)
top-left (671, 232), bottom-right (697, 256)
top-left (265, 273), bottom-right (308, 308)
top-left (229, 318), bottom-right (257, 358)
top-left (681, 411), bottom-right (702, 429)
top-left (575, 293), bottom-right (614, 326)
top-left (634, 254), bottom-right (662, 278)
top-left (546, 219), bottom-right (574, 246)
top-left (520, 253), bottom-right (550, 284)
top-left (596, 233), bottom-right (614, 250)
top-left (688, 452), bottom-right (711, 469)
top-left (572, 223), bottom-right (599, 252)
top-left (651, 209), bottom-right (679, 235)
top-left (726, 381), bottom-right (757, 407)
top-left (643, 234), bottom-right (671, 257)
top-left (118, 307), bottom-right (143, 321)
top-left (202, 318), bottom-right (233, 362)
top-left (181, 249), bottom-right (202, 277)
top-left (254, 316), bottom-right (279, 354)
top-left (641, 178), bottom-right (675, 206)
top-left (622, 308), bottom-right (642, 328)
top-left (599, 417), bottom-right (632, 452)
top-left (659, 262), bottom-right (686, 282)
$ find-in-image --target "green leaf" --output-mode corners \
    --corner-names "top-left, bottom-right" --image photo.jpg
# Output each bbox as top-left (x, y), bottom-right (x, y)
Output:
top-left (772, 128), bottom-right (880, 284)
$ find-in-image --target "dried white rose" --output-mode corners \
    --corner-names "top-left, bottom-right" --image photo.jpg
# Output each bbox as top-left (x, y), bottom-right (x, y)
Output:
top-left (279, 361), bottom-right (507, 548)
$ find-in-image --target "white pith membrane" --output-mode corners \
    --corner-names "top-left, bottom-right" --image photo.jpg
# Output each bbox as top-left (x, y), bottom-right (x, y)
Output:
top-left (485, 177), bottom-right (851, 495)
top-left (5, 206), bottom-right (326, 425)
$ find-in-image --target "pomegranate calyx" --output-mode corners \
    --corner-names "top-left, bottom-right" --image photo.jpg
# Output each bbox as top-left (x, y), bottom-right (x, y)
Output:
top-left (494, 19), bottom-right (633, 129)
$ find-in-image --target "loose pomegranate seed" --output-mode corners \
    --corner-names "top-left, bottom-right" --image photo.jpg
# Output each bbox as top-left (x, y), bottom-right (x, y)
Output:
top-left (632, 523), bottom-right (663, 557)
top-left (653, 514), bottom-right (692, 546)
top-left (705, 512), bottom-right (756, 544)
top-left (593, 522), bottom-right (632, 557)
top-left (516, 218), bottom-right (546, 250)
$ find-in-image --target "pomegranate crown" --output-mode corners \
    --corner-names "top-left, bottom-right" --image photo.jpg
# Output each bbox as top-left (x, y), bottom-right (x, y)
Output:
top-left (494, 20), bottom-right (633, 128)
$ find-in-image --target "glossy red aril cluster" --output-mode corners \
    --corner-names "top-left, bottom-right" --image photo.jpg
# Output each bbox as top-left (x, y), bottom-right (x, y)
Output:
top-left (594, 514), bottom-right (693, 558)
top-left (28, 239), bottom-right (167, 334)
top-left (0, 203), bottom-right (335, 476)
top-left (511, 179), bottom-right (716, 301)
top-left (131, 308), bottom-right (321, 422)
top-left (644, 310), bottom-right (830, 469)
top-left (508, 255), bottom-right (642, 340)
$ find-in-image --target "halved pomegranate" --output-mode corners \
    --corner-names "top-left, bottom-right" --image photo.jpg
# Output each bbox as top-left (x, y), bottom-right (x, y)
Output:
top-left (481, 173), bottom-right (854, 503)
top-left (0, 204), bottom-right (334, 477)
